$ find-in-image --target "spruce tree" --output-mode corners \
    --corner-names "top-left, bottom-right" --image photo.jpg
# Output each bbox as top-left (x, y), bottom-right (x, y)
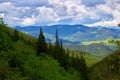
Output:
top-left (54, 29), bottom-right (60, 59)
top-left (36, 28), bottom-right (47, 56)
top-left (55, 29), bottom-right (59, 48)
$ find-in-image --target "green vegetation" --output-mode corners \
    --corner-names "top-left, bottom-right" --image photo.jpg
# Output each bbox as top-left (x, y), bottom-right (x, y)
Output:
top-left (0, 18), bottom-right (120, 80)
top-left (0, 18), bottom-right (88, 80)
top-left (64, 43), bottom-right (115, 58)
top-left (66, 50), bottom-right (99, 67)
top-left (82, 39), bottom-right (114, 45)
top-left (89, 49), bottom-right (120, 80)
top-left (82, 39), bottom-right (118, 50)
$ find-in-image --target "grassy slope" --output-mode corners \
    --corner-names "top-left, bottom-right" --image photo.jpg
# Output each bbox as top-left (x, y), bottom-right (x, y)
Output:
top-left (82, 39), bottom-right (117, 50)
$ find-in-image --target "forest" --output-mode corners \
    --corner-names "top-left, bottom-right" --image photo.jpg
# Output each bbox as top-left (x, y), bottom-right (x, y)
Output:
top-left (0, 18), bottom-right (120, 80)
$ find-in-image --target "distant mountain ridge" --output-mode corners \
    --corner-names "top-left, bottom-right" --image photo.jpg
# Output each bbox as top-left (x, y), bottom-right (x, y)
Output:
top-left (16, 25), bottom-right (120, 44)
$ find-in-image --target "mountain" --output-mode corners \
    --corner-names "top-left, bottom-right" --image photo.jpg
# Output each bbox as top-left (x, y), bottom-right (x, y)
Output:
top-left (16, 25), bottom-right (120, 44)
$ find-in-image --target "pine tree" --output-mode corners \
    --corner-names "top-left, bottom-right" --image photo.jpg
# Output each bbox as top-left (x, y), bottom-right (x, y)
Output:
top-left (54, 29), bottom-right (60, 59)
top-left (55, 29), bottom-right (59, 48)
top-left (36, 28), bottom-right (47, 56)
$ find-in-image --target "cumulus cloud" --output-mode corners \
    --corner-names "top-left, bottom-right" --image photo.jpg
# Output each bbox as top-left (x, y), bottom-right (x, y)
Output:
top-left (0, 0), bottom-right (120, 27)
top-left (21, 17), bottom-right (36, 26)
top-left (35, 6), bottom-right (59, 25)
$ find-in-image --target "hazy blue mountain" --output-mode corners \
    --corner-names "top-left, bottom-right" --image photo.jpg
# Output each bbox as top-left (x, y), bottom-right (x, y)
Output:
top-left (16, 25), bottom-right (120, 44)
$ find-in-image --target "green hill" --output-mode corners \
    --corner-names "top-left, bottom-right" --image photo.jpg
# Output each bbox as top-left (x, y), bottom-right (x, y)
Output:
top-left (89, 49), bottom-right (120, 80)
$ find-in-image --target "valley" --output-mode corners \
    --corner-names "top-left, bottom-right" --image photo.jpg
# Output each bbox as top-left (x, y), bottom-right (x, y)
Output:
top-left (0, 19), bottom-right (120, 80)
top-left (0, 0), bottom-right (120, 80)
top-left (16, 25), bottom-right (119, 58)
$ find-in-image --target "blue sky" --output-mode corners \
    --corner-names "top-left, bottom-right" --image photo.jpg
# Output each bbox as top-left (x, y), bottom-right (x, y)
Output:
top-left (0, 0), bottom-right (120, 27)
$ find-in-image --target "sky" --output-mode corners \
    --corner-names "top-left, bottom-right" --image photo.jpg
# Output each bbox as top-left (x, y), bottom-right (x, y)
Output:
top-left (0, 0), bottom-right (120, 27)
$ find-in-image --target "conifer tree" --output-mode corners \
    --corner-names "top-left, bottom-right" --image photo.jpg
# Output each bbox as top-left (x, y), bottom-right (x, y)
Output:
top-left (54, 29), bottom-right (60, 59)
top-left (36, 28), bottom-right (47, 55)
top-left (55, 29), bottom-right (59, 48)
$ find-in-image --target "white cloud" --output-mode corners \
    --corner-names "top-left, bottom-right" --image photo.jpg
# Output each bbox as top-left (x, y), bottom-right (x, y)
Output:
top-left (88, 20), bottom-right (118, 27)
top-left (35, 6), bottom-right (59, 25)
top-left (21, 17), bottom-right (36, 26)
top-left (0, 13), bottom-right (5, 18)
top-left (86, 0), bottom-right (120, 27)
top-left (0, 0), bottom-right (120, 27)
top-left (112, 10), bottom-right (120, 23)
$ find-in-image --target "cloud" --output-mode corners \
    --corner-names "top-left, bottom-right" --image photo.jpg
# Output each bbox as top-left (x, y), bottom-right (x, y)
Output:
top-left (0, 0), bottom-right (120, 27)
top-left (88, 20), bottom-right (118, 27)
top-left (0, 13), bottom-right (5, 18)
top-left (35, 6), bottom-right (59, 25)
top-left (21, 17), bottom-right (36, 26)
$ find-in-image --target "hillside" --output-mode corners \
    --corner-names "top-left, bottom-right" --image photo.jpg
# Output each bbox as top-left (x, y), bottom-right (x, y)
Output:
top-left (1, 19), bottom-right (120, 80)
top-left (64, 43), bottom-right (115, 58)
top-left (0, 20), bottom-right (99, 80)
top-left (89, 49), bottom-right (120, 80)
top-left (0, 22), bottom-right (81, 80)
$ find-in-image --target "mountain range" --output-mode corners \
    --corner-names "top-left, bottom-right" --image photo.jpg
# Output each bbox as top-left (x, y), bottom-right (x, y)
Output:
top-left (16, 25), bottom-right (120, 44)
